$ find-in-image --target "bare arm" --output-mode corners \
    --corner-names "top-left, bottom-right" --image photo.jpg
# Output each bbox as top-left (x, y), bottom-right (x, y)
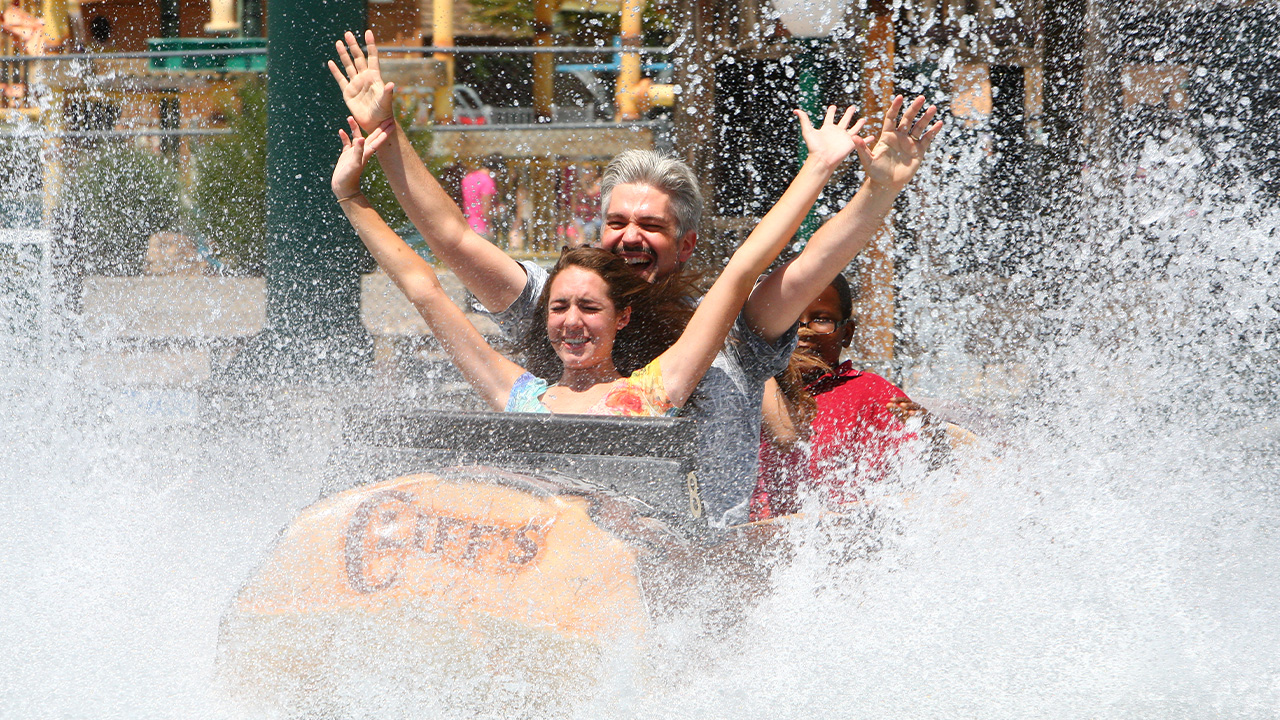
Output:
top-left (658, 107), bottom-right (859, 407)
top-left (760, 377), bottom-right (803, 447)
top-left (329, 30), bottom-right (528, 311)
top-left (332, 120), bottom-right (526, 410)
top-left (745, 95), bottom-right (943, 342)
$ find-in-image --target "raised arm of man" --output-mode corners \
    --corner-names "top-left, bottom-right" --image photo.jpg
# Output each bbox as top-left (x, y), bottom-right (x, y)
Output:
top-left (744, 95), bottom-right (942, 343)
top-left (328, 30), bottom-right (528, 312)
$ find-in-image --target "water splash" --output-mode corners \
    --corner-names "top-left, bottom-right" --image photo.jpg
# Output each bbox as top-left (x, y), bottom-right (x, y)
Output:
top-left (3, 14), bottom-right (1280, 717)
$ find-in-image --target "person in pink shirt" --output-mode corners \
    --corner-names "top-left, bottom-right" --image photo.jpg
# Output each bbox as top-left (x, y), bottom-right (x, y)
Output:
top-left (460, 160), bottom-right (496, 238)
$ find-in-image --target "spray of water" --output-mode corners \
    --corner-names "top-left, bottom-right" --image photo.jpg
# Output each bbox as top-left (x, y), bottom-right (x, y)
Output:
top-left (3, 7), bottom-right (1279, 716)
top-left (623, 125), bottom-right (1280, 718)
top-left (3, 124), bottom-right (1276, 718)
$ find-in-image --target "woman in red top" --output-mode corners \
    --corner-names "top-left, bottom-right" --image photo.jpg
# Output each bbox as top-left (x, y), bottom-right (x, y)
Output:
top-left (752, 275), bottom-right (949, 520)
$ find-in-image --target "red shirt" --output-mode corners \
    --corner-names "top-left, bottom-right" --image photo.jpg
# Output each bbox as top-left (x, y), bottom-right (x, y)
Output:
top-left (752, 361), bottom-right (913, 521)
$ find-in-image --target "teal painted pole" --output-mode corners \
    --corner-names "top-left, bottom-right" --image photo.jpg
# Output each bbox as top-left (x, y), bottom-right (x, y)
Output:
top-left (251, 0), bottom-right (371, 380)
top-left (795, 38), bottom-right (825, 241)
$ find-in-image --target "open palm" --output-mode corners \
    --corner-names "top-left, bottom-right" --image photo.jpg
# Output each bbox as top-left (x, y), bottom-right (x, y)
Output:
top-left (854, 95), bottom-right (942, 191)
top-left (332, 116), bottom-right (388, 198)
top-left (328, 30), bottom-right (396, 133)
top-left (796, 104), bottom-right (864, 170)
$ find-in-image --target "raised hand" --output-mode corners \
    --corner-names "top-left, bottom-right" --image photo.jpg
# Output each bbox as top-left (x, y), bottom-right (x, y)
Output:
top-left (795, 104), bottom-right (865, 171)
top-left (886, 396), bottom-right (933, 427)
top-left (328, 30), bottom-right (396, 133)
top-left (332, 116), bottom-right (389, 199)
top-left (853, 95), bottom-right (942, 191)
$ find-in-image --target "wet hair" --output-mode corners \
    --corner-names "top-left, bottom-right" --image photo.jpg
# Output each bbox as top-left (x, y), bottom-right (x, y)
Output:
top-left (830, 272), bottom-right (854, 322)
top-left (516, 247), bottom-right (700, 379)
top-left (599, 150), bottom-right (703, 239)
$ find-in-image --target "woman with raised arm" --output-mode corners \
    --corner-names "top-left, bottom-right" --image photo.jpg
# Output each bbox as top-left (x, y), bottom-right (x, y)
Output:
top-left (331, 106), bottom-right (863, 416)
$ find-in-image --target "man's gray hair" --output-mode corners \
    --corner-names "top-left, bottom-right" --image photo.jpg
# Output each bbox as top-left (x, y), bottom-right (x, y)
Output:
top-left (600, 150), bottom-right (703, 238)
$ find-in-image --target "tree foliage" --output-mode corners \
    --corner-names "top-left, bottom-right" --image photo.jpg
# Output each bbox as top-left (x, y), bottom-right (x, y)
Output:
top-left (61, 141), bottom-right (182, 276)
top-left (189, 78), bottom-right (434, 275)
top-left (190, 78), bottom-right (268, 275)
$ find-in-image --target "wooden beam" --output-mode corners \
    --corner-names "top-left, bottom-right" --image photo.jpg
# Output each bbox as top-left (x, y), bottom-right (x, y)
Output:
top-left (855, 5), bottom-right (898, 368)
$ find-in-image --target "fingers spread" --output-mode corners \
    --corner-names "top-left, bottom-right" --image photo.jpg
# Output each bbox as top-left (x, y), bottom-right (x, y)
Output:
top-left (364, 29), bottom-right (380, 72)
top-left (335, 40), bottom-right (355, 77)
top-left (919, 120), bottom-right (944, 150)
top-left (910, 104), bottom-right (938, 139)
top-left (896, 96), bottom-right (919, 130)
top-left (794, 108), bottom-right (814, 133)
top-left (346, 31), bottom-right (367, 72)
top-left (838, 104), bottom-right (857, 130)
top-left (327, 59), bottom-right (348, 88)
top-left (882, 94), bottom-right (903, 131)
top-left (900, 95), bottom-right (926, 130)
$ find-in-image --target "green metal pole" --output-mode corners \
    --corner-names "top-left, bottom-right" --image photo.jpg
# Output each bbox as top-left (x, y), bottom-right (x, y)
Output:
top-left (241, 0), bottom-right (264, 38)
top-left (250, 0), bottom-right (370, 380)
top-left (795, 38), bottom-right (825, 241)
top-left (159, 0), bottom-right (179, 38)
top-left (159, 0), bottom-right (179, 155)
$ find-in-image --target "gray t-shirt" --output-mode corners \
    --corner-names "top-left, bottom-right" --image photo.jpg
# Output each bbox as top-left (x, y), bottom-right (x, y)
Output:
top-left (479, 260), bottom-right (798, 527)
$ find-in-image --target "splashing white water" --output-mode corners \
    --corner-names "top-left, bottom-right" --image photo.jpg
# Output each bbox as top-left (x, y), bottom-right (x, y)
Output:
top-left (2, 88), bottom-right (1279, 720)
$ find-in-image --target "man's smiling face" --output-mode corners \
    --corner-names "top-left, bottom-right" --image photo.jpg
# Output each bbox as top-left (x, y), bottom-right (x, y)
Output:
top-left (599, 182), bottom-right (696, 282)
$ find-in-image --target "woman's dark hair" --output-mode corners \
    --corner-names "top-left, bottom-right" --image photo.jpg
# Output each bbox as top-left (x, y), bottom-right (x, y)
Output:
top-left (515, 247), bottom-right (700, 379)
top-left (830, 272), bottom-right (854, 322)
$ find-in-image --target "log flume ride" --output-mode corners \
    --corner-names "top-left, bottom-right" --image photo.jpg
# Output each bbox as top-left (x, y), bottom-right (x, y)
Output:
top-left (217, 411), bottom-right (780, 716)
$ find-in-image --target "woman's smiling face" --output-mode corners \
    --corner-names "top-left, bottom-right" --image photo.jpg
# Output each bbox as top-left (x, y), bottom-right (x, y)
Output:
top-left (545, 266), bottom-right (631, 371)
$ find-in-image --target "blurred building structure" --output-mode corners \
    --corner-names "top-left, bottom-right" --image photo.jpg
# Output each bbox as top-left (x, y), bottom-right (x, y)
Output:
top-left (1, 0), bottom-right (1276, 382)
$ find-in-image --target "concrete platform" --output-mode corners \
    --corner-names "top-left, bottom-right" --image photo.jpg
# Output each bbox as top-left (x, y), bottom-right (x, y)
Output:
top-left (79, 270), bottom-right (500, 387)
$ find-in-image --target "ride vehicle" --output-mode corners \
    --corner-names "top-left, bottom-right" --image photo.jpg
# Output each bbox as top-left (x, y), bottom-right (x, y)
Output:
top-left (217, 410), bottom-right (776, 714)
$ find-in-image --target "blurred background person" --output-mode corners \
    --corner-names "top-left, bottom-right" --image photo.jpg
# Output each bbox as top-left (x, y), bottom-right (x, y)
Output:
top-left (460, 157), bottom-right (497, 241)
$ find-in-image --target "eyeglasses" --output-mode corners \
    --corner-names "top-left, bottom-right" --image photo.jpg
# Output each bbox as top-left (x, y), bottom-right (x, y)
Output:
top-left (797, 318), bottom-right (849, 335)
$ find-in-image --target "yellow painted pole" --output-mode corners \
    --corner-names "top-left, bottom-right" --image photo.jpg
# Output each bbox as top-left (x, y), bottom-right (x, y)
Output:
top-left (532, 0), bottom-right (557, 121)
top-left (205, 0), bottom-right (240, 34)
top-left (38, 74), bottom-right (64, 230)
top-left (432, 0), bottom-right (455, 123)
top-left (615, 0), bottom-right (645, 121)
top-left (646, 81), bottom-right (674, 107)
top-left (40, 0), bottom-right (69, 46)
top-left (857, 7), bottom-right (897, 366)
top-left (36, 2), bottom-right (71, 228)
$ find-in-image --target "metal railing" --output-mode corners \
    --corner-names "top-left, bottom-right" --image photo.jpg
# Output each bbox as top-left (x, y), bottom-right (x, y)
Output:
top-left (0, 45), bottom-right (671, 63)
top-left (0, 46), bottom-right (664, 265)
top-left (0, 44), bottom-right (671, 127)
top-left (383, 45), bottom-right (671, 55)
